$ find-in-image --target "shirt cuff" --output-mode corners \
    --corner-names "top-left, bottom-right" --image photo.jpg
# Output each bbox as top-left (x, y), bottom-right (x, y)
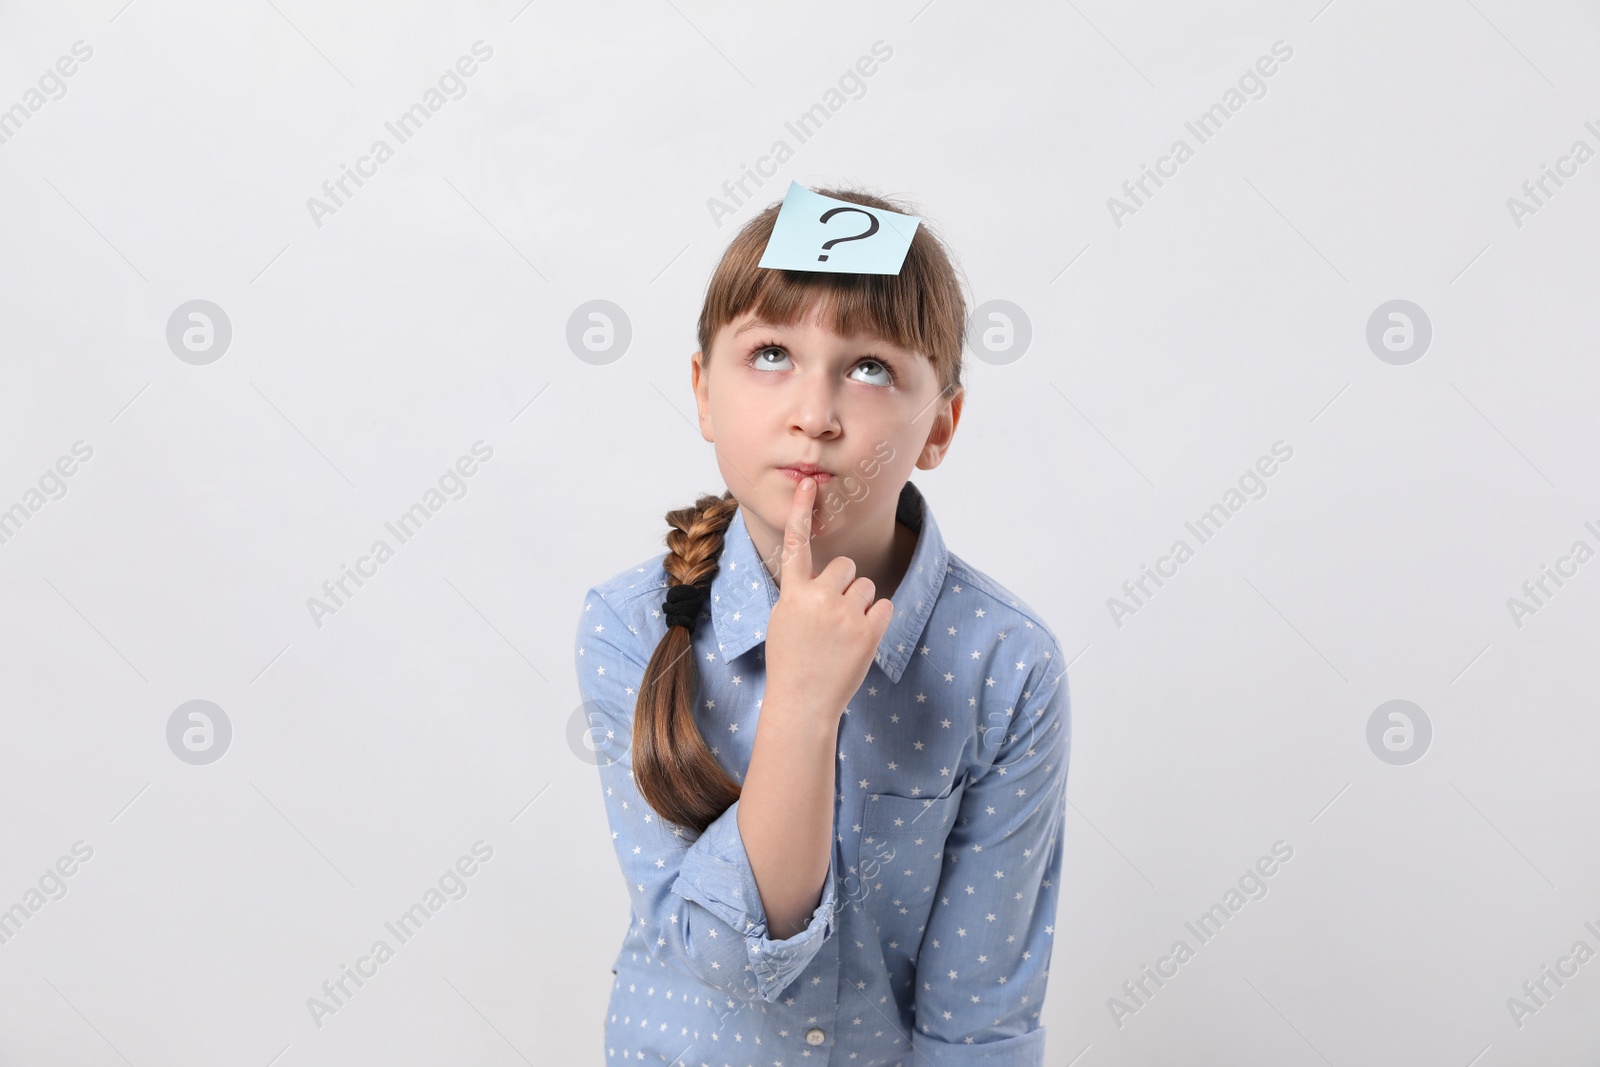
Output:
top-left (911, 1025), bottom-right (1048, 1066)
top-left (670, 798), bottom-right (839, 1003)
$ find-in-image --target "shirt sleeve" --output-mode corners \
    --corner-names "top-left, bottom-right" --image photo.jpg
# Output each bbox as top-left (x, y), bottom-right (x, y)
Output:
top-left (576, 585), bottom-right (840, 1007)
top-left (910, 636), bottom-right (1071, 1066)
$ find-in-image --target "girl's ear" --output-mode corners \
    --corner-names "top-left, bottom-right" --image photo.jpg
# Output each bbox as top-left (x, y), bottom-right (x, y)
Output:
top-left (915, 385), bottom-right (963, 470)
top-left (691, 350), bottom-right (715, 442)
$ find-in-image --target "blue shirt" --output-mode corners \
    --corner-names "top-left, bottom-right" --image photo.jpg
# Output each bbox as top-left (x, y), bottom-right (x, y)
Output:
top-left (575, 479), bottom-right (1071, 1066)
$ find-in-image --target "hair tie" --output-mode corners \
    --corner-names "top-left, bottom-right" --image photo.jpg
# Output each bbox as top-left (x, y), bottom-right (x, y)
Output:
top-left (663, 582), bottom-right (709, 633)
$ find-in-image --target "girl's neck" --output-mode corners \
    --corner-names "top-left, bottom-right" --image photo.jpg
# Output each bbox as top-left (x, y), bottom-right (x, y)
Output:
top-left (747, 502), bottom-right (919, 602)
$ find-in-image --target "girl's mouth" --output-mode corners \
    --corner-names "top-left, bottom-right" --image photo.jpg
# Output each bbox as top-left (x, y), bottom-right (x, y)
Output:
top-left (779, 467), bottom-right (834, 483)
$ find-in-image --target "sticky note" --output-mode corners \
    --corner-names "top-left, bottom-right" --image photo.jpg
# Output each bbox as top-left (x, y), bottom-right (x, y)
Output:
top-left (758, 181), bottom-right (922, 275)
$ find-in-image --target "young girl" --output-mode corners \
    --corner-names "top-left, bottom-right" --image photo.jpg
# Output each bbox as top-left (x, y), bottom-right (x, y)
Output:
top-left (576, 186), bottom-right (1071, 1066)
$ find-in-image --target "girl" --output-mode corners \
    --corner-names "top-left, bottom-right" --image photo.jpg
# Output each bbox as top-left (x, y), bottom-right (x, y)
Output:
top-left (576, 185), bottom-right (1071, 1067)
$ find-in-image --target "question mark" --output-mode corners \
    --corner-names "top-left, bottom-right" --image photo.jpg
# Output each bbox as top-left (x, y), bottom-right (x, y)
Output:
top-left (816, 207), bottom-right (880, 262)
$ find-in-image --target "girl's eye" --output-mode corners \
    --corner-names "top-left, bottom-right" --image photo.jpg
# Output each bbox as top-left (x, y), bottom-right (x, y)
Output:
top-left (743, 344), bottom-right (897, 387)
top-left (747, 345), bottom-right (791, 370)
top-left (852, 358), bottom-right (896, 387)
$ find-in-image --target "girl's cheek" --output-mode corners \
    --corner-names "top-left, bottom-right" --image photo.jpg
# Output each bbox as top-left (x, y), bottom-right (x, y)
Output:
top-left (859, 441), bottom-right (896, 479)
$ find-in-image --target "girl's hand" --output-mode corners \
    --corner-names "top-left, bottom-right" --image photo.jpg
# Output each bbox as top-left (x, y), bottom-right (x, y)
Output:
top-left (763, 476), bottom-right (895, 723)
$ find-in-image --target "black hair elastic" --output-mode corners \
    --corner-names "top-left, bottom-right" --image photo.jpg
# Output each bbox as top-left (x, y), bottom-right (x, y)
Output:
top-left (663, 582), bottom-right (709, 633)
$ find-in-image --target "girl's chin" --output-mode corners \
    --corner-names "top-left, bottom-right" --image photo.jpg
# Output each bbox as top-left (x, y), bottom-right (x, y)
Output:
top-left (744, 497), bottom-right (839, 537)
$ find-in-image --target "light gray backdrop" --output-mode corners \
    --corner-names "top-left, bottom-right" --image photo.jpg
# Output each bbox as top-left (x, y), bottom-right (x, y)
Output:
top-left (2, 0), bottom-right (1597, 1064)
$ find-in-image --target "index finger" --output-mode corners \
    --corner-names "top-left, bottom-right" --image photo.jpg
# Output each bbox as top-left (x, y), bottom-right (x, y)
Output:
top-left (782, 476), bottom-right (816, 583)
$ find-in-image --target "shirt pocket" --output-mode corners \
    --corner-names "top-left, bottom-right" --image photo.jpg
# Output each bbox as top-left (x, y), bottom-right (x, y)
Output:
top-left (846, 783), bottom-right (965, 918)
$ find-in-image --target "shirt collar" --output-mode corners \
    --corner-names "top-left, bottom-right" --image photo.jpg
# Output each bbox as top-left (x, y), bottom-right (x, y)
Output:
top-left (709, 480), bottom-right (949, 684)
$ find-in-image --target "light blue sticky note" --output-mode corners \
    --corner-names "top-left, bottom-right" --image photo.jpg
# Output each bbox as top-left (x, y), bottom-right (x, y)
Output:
top-left (758, 181), bottom-right (922, 275)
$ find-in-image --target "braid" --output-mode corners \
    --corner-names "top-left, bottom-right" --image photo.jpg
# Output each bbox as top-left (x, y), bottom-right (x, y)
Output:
top-left (662, 491), bottom-right (740, 593)
top-left (633, 490), bottom-right (745, 834)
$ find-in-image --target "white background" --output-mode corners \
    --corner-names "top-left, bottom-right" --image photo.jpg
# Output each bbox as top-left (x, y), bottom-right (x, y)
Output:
top-left (2, 1), bottom-right (1598, 1064)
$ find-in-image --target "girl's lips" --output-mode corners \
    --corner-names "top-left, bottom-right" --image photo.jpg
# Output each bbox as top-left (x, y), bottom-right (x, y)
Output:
top-left (779, 467), bottom-right (833, 483)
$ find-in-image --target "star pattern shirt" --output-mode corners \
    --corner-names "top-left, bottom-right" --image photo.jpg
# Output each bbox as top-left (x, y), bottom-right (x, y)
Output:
top-left (575, 479), bottom-right (1071, 1067)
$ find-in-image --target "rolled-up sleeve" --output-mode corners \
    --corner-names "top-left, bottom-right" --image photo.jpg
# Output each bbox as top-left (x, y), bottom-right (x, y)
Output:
top-left (911, 637), bottom-right (1071, 1066)
top-left (673, 797), bottom-right (839, 1000)
top-left (576, 586), bottom-right (838, 1005)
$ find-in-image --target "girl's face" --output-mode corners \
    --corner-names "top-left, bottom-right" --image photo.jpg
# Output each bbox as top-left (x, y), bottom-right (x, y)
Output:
top-left (690, 300), bottom-right (962, 541)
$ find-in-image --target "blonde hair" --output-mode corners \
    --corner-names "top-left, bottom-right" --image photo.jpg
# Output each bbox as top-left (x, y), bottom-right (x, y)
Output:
top-left (633, 186), bottom-right (968, 833)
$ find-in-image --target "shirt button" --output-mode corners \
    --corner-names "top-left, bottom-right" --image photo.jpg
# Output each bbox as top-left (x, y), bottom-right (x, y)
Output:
top-left (805, 1028), bottom-right (825, 1045)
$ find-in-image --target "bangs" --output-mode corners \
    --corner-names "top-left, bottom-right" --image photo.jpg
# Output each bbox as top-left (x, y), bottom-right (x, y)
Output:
top-left (715, 272), bottom-right (928, 359)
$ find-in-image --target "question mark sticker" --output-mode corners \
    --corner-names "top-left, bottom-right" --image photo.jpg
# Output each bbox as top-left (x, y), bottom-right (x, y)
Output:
top-left (816, 207), bottom-right (880, 262)
top-left (757, 181), bottom-right (921, 275)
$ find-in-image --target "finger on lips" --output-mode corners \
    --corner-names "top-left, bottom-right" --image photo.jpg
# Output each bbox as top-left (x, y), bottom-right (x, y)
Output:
top-left (783, 476), bottom-right (814, 582)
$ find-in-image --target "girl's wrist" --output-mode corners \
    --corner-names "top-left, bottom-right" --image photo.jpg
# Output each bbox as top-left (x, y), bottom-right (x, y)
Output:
top-left (758, 691), bottom-right (844, 736)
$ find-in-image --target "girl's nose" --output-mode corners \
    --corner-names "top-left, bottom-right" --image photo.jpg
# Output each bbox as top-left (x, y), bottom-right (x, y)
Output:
top-left (790, 377), bottom-right (841, 437)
